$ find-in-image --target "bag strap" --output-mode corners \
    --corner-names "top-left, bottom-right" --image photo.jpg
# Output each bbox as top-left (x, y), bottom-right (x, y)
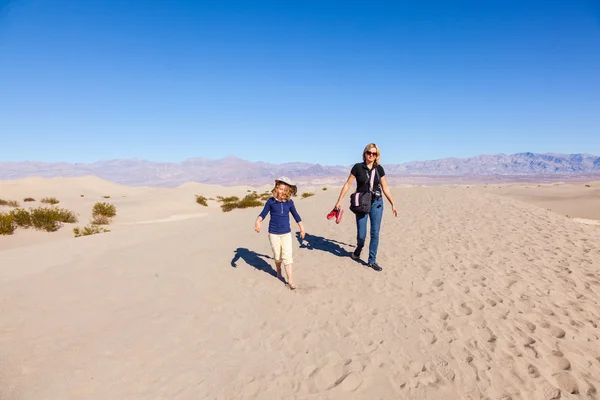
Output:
top-left (369, 167), bottom-right (377, 192)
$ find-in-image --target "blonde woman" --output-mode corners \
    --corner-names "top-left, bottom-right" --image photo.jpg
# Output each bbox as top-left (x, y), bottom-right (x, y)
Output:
top-left (255, 177), bottom-right (305, 289)
top-left (334, 143), bottom-right (397, 271)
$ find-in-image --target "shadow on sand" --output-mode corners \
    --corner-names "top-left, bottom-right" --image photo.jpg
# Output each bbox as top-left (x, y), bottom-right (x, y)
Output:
top-left (231, 247), bottom-right (286, 282)
top-left (296, 232), bottom-right (366, 265)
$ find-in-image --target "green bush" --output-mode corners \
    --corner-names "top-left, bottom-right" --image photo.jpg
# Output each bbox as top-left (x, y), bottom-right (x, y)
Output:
top-left (301, 192), bottom-right (314, 199)
top-left (216, 196), bottom-right (239, 203)
top-left (0, 199), bottom-right (19, 207)
top-left (220, 193), bottom-right (263, 212)
top-left (40, 197), bottom-right (59, 205)
top-left (74, 225), bottom-right (110, 237)
top-left (23, 197), bottom-right (36, 202)
top-left (92, 202), bottom-right (116, 218)
top-left (322, 187), bottom-right (328, 191)
top-left (10, 208), bottom-right (32, 228)
top-left (29, 207), bottom-right (78, 232)
top-left (195, 195), bottom-right (208, 206)
top-left (91, 215), bottom-right (110, 225)
top-left (0, 213), bottom-right (16, 235)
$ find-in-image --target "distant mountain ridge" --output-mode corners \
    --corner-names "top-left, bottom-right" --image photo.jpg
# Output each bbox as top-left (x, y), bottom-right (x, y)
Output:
top-left (1, 152), bottom-right (599, 187)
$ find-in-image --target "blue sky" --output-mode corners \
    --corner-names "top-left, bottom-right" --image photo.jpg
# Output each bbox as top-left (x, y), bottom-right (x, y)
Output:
top-left (1, 0), bottom-right (599, 165)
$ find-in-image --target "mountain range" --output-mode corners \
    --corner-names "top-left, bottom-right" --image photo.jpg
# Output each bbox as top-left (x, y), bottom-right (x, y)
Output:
top-left (1, 152), bottom-right (600, 187)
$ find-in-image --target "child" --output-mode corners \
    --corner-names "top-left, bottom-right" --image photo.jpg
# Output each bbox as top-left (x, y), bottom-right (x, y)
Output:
top-left (255, 176), bottom-right (305, 290)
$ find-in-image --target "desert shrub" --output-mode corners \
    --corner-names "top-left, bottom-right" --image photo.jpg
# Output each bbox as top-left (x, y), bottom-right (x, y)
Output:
top-left (322, 187), bottom-right (327, 191)
top-left (102, 195), bottom-right (111, 198)
top-left (91, 214), bottom-right (110, 225)
top-left (92, 202), bottom-right (116, 218)
top-left (585, 184), bottom-right (591, 187)
top-left (29, 207), bottom-right (78, 232)
top-left (10, 208), bottom-right (32, 228)
top-left (260, 191), bottom-right (272, 201)
top-left (220, 193), bottom-right (263, 212)
top-left (0, 213), bottom-right (16, 235)
top-left (301, 192), bottom-right (314, 199)
top-left (40, 197), bottom-right (59, 205)
top-left (216, 196), bottom-right (239, 203)
top-left (195, 195), bottom-right (208, 206)
top-left (0, 199), bottom-right (19, 207)
top-left (73, 225), bottom-right (110, 237)
top-left (23, 197), bottom-right (35, 202)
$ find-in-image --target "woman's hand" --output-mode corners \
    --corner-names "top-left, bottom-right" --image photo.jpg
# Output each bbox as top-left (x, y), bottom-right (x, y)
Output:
top-left (392, 205), bottom-right (398, 217)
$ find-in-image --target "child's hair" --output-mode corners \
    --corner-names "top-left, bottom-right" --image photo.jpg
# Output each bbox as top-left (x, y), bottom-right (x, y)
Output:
top-left (272, 183), bottom-right (294, 201)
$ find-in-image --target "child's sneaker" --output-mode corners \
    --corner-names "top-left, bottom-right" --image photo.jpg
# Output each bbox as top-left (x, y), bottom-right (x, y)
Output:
top-left (351, 247), bottom-right (361, 260)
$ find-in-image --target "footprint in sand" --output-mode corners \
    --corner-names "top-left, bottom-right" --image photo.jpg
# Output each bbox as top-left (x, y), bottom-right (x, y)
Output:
top-left (420, 329), bottom-right (437, 345)
top-left (553, 371), bottom-right (579, 394)
top-left (431, 355), bottom-right (455, 381)
top-left (459, 302), bottom-right (473, 316)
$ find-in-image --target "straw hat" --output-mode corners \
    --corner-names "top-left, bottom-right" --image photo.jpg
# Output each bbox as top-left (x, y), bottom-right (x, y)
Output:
top-left (275, 176), bottom-right (297, 196)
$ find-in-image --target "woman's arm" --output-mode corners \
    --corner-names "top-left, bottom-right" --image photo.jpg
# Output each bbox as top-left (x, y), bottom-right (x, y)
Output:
top-left (380, 176), bottom-right (398, 217)
top-left (334, 173), bottom-right (355, 210)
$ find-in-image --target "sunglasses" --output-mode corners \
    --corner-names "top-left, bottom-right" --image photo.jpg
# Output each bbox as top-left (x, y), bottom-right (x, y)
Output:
top-left (365, 151), bottom-right (377, 156)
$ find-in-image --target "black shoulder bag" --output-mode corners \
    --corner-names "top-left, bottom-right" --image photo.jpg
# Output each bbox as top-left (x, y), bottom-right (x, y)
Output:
top-left (349, 167), bottom-right (377, 214)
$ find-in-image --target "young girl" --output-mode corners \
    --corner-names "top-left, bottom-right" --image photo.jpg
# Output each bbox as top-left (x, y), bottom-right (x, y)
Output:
top-left (255, 176), bottom-right (305, 290)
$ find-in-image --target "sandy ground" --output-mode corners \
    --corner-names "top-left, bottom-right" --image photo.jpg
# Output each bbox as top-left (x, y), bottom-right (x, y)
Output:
top-left (1, 177), bottom-right (600, 399)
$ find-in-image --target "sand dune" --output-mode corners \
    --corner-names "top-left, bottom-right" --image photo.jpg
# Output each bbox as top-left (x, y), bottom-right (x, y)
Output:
top-left (1, 178), bottom-right (600, 399)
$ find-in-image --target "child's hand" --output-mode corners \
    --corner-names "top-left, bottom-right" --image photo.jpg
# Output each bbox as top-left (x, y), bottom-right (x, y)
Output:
top-left (299, 229), bottom-right (305, 239)
top-left (255, 221), bottom-right (261, 233)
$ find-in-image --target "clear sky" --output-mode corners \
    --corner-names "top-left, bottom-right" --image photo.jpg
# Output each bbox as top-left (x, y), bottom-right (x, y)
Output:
top-left (1, 0), bottom-right (599, 165)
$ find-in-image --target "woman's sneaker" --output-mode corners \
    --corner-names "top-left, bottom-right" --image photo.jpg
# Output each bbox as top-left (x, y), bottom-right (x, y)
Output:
top-left (368, 262), bottom-right (382, 271)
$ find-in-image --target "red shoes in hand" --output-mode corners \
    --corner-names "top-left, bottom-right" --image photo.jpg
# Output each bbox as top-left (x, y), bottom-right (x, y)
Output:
top-left (327, 208), bottom-right (344, 224)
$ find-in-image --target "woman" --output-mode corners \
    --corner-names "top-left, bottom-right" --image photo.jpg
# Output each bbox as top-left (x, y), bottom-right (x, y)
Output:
top-left (333, 143), bottom-right (398, 271)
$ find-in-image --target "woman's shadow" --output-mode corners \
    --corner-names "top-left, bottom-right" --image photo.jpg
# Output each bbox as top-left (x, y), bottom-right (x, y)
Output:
top-left (231, 248), bottom-right (286, 283)
top-left (296, 232), bottom-right (367, 265)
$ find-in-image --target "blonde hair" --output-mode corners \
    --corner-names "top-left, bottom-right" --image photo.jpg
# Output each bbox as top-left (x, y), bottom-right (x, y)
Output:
top-left (271, 182), bottom-right (293, 201)
top-left (362, 143), bottom-right (381, 166)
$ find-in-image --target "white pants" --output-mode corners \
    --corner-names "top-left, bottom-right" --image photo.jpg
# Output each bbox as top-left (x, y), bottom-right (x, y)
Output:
top-left (268, 232), bottom-right (293, 265)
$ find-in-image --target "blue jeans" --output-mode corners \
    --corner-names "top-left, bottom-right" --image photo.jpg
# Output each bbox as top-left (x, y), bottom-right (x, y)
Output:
top-left (355, 197), bottom-right (383, 265)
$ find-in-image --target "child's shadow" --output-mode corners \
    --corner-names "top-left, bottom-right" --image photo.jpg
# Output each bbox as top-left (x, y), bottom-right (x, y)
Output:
top-left (231, 248), bottom-right (285, 281)
top-left (297, 233), bottom-right (367, 265)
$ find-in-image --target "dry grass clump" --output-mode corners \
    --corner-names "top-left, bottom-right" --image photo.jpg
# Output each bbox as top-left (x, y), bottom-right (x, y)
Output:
top-left (23, 197), bottom-right (36, 202)
top-left (216, 195), bottom-right (239, 203)
top-left (29, 207), bottom-right (78, 232)
top-left (73, 225), bottom-right (110, 237)
top-left (73, 202), bottom-right (117, 237)
top-left (10, 208), bottom-right (32, 228)
top-left (219, 193), bottom-right (263, 212)
top-left (0, 199), bottom-right (20, 207)
top-left (0, 213), bottom-right (16, 235)
top-left (92, 202), bottom-right (116, 219)
top-left (259, 191), bottom-right (272, 201)
top-left (0, 206), bottom-right (78, 234)
top-left (40, 197), bottom-right (59, 205)
top-left (322, 187), bottom-right (328, 190)
top-left (301, 192), bottom-right (314, 199)
top-left (91, 215), bottom-right (111, 225)
top-left (195, 195), bottom-right (208, 206)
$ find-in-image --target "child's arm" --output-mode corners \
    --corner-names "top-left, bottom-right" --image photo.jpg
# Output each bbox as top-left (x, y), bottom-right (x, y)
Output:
top-left (255, 216), bottom-right (263, 233)
top-left (289, 200), bottom-right (305, 238)
top-left (297, 221), bottom-right (305, 239)
top-left (255, 199), bottom-right (272, 233)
